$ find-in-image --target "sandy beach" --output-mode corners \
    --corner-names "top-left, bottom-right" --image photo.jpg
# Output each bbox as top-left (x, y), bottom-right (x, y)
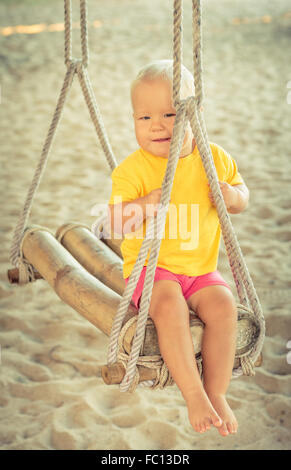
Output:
top-left (0, 0), bottom-right (291, 450)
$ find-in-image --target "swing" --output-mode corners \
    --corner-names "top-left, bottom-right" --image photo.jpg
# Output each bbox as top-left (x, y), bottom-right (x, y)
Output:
top-left (7, 0), bottom-right (265, 392)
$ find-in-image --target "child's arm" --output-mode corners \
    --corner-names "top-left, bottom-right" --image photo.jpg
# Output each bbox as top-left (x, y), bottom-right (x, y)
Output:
top-left (209, 182), bottom-right (249, 214)
top-left (108, 188), bottom-right (161, 235)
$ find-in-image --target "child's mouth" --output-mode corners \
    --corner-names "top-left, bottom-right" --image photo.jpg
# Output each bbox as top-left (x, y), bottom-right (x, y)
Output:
top-left (152, 138), bottom-right (171, 142)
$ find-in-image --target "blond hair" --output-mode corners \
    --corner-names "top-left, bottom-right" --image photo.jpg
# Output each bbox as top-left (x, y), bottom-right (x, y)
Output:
top-left (130, 59), bottom-right (195, 102)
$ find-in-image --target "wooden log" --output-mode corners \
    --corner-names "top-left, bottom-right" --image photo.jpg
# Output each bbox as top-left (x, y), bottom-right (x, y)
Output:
top-left (55, 223), bottom-right (125, 296)
top-left (17, 225), bottom-right (261, 387)
top-left (18, 226), bottom-right (198, 360)
top-left (54, 224), bottom-right (206, 356)
top-left (97, 219), bottom-right (123, 259)
top-left (17, 227), bottom-right (207, 357)
top-left (7, 267), bottom-right (43, 283)
top-left (20, 227), bottom-right (139, 350)
top-left (101, 352), bottom-right (263, 386)
top-left (101, 362), bottom-right (156, 385)
top-left (54, 223), bottom-right (261, 359)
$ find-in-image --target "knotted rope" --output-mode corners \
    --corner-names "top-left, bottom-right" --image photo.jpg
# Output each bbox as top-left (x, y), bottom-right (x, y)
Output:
top-left (9, 0), bottom-right (265, 390)
top-left (107, 0), bottom-right (265, 391)
top-left (9, 0), bottom-right (117, 281)
top-left (107, 99), bottom-right (189, 391)
top-left (116, 316), bottom-right (174, 392)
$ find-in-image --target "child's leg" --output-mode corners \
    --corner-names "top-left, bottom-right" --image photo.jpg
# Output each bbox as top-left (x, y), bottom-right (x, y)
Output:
top-left (148, 279), bottom-right (222, 433)
top-left (186, 285), bottom-right (238, 436)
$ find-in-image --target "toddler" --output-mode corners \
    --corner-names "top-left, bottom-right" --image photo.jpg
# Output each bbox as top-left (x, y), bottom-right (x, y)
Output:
top-left (108, 60), bottom-right (249, 436)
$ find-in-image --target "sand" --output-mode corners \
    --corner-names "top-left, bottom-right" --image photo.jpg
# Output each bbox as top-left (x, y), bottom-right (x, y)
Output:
top-left (0, 0), bottom-right (291, 450)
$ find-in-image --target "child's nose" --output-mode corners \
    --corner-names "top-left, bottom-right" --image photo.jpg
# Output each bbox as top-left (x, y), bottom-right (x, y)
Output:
top-left (151, 117), bottom-right (164, 130)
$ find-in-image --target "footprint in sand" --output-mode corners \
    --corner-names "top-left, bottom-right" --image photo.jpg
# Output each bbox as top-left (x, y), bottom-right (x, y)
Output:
top-left (51, 423), bottom-right (78, 450)
top-left (265, 396), bottom-right (291, 430)
top-left (98, 388), bottom-right (142, 412)
top-left (65, 401), bottom-right (109, 428)
top-left (254, 313), bottom-right (291, 396)
top-left (137, 420), bottom-right (177, 450)
top-left (111, 409), bottom-right (146, 428)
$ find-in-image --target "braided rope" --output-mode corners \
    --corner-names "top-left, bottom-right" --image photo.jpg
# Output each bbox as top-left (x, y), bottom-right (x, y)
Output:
top-left (64, 0), bottom-right (72, 67)
top-left (80, 0), bottom-right (89, 68)
top-left (116, 317), bottom-right (174, 391)
top-left (9, 0), bottom-right (265, 387)
top-left (10, 0), bottom-right (117, 276)
top-left (173, 0), bottom-right (183, 107)
top-left (191, 103), bottom-right (248, 306)
top-left (119, 103), bottom-right (188, 392)
top-left (107, 102), bottom-right (189, 391)
top-left (9, 63), bottom-right (76, 269)
top-left (191, 0), bottom-right (249, 308)
top-left (107, 0), bottom-right (265, 388)
top-left (187, 99), bottom-right (265, 373)
top-left (192, 0), bottom-right (203, 106)
top-left (190, 0), bottom-right (264, 373)
top-left (77, 65), bottom-right (116, 171)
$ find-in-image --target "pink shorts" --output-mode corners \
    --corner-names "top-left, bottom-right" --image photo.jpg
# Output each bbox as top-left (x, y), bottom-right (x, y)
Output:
top-left (124, 266), bottom-right (231, 310)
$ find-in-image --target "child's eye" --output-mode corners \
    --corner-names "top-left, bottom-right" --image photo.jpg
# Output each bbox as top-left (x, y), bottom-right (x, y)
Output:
top-left (139, 116), bottom-right (150, 121)
top-left (164, 113), bottom-right (176, 118)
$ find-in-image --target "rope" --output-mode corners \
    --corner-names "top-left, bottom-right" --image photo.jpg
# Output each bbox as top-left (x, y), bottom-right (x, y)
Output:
top-left (187, 101), bottom-right (265, 372)
top-left (77, 65), bottom-right (116, 171)
top-left (10, 0), bottom-right (117, 278)
top-left (108, 0), bottom-right (265, 390)
top-left (9, 63), bottom-right (76, 270)
top-left (173, 0), bottom-right (183, 107)
top-left (192, 0), bottom-right (203, 106)
top-left (116, 317), bottom-right (174, 391)
top-left (9, 0), bottom-right (265, 389)
top-left (18, 226), bottom-right (56, 284)
top-left (107, 101), bottom-right (188, 391)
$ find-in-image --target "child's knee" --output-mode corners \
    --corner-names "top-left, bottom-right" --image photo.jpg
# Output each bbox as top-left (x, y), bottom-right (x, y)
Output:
top-left (147, 280), bottom-right (183, 320)
top-left (216, 294), bottom-right (237, 320)
top-left (197, 287), bottom-right (237, 325)
top-left (149, 293), bottom-right (187, 323)
top-left (210, 293), bottom-right (237, 324)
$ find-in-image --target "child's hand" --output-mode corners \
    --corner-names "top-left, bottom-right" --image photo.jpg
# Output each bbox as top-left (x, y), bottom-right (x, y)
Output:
top-left (208, 181), bottom-right (238, 210)
top-left (145, 188), bottom-right (162, 217)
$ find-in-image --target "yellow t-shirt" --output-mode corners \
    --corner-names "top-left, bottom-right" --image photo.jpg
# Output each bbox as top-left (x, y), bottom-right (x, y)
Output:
top-left (108, 143), bottom-right (244, 279)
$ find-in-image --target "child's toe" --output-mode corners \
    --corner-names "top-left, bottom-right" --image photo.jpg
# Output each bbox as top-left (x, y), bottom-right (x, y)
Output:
top-left (228, 421), bottom-right (238, 434)
top-left (211, 413), bottom-right (222, 428)
top-left (194, 423), bottom-right (201, 433)
top-left (226, 422), bottom-right (234, 434)
top-left (205, 421), bottom-right (211, 431)
top-left (218, 422), bottom-right (229, 436)
top-left (199, 422), bottom-right (206, 433)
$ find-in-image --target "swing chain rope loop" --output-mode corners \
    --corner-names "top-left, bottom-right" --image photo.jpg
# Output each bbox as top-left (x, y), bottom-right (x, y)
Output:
top-left (64, 0), bottom-right (89, 68)
top-left (118, 101), bottom-right (188, 392)
top-left (108, 0), bottom-right (265, 389)
top-left (10, 0), bottom-right (117, 277)
top-left (8, 0), bottom-right (265, 387)
top-left (192, 0), bottom-right (203, 107)
top-left (173, 0), bottom-right (183, 108)
top-left (9, 63), bottom-right (76, 273)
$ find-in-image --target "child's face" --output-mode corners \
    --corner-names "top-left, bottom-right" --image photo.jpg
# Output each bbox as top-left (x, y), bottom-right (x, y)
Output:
top-left (132, 78), bottom-right (194, 158)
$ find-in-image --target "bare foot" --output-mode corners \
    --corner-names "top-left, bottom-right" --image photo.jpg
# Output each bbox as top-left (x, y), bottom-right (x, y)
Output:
top-left (207, 393), bottom-right (238, 436)
top-left (185, 388), bottom-right (223, 434)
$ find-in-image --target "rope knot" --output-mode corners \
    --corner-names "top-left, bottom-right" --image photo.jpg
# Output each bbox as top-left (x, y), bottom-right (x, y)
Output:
top-left (66, 58), bottom-right (83, 73)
